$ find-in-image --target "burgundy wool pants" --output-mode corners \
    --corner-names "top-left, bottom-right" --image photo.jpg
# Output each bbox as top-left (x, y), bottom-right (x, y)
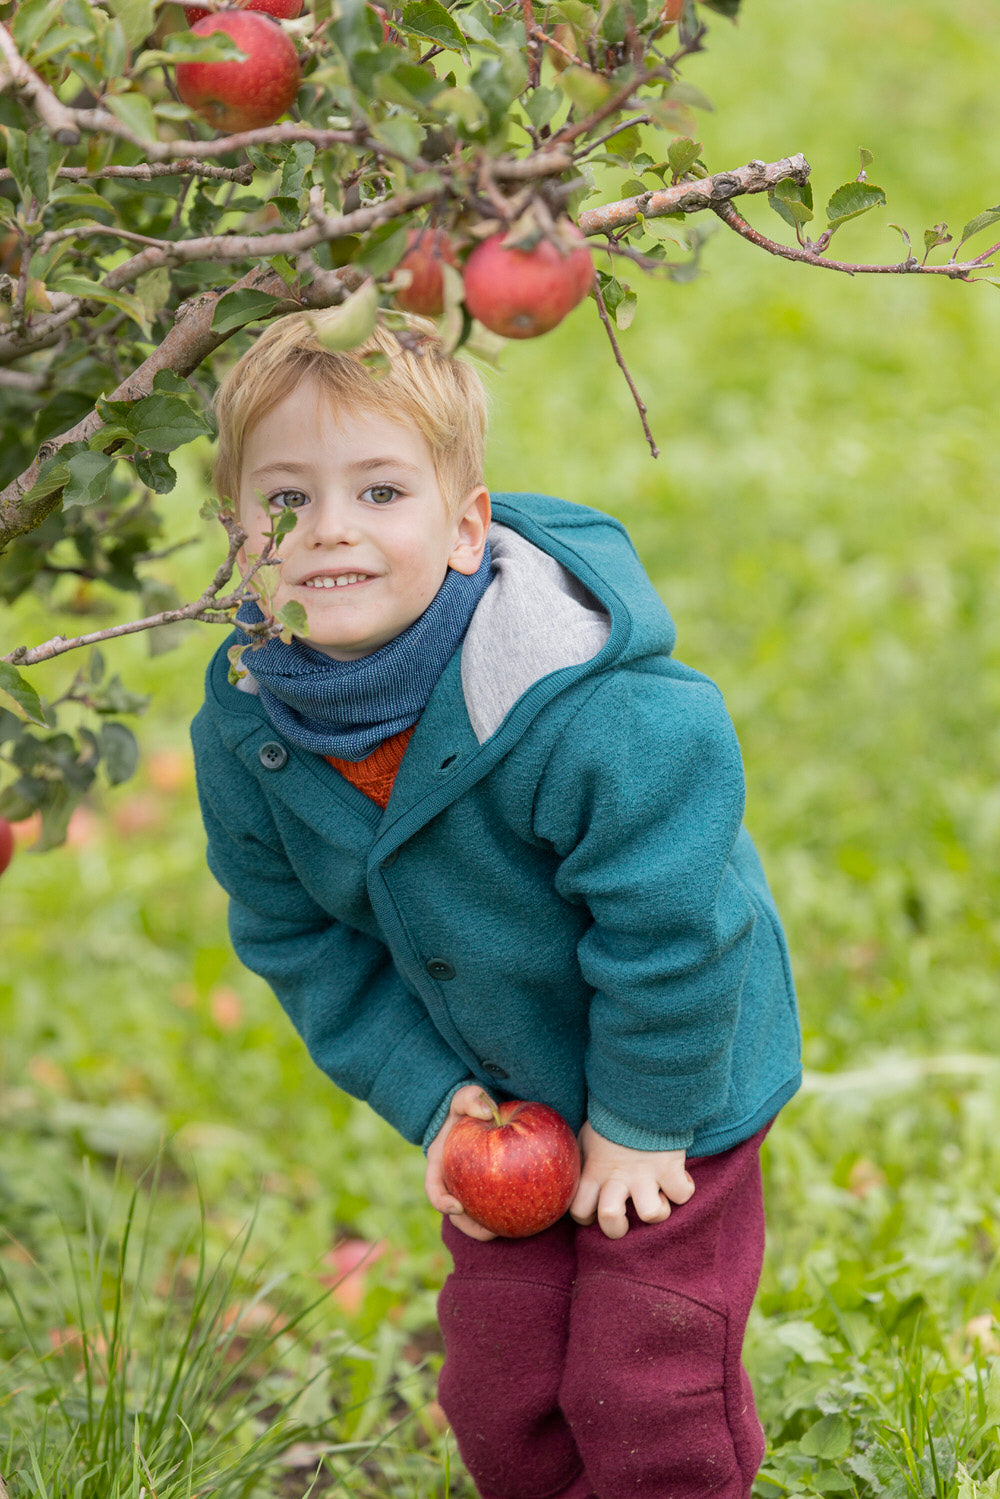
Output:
top-left (437, 1125), bottom-right (769, 1499)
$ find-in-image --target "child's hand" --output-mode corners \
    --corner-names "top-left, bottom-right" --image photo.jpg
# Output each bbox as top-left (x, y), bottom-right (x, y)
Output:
top-left (425, 1085), bottom-right (500, 1241)
top-left (570, 1122), bottom-right (695, 1240)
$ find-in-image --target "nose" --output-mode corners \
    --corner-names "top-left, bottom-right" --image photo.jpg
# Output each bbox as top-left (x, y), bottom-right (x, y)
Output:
top-left (301, 492), bottom-right (360, 548)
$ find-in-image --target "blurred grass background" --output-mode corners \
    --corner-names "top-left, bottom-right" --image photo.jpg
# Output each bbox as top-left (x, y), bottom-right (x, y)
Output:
top-left (3, 0), bottom-right (1000, 1492)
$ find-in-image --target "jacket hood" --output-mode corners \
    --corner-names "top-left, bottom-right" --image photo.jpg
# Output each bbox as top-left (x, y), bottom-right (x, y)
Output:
top-left (466, 493), bottom-right (678, 735)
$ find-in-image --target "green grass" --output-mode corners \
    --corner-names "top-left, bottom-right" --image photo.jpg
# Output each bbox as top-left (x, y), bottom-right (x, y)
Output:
top-left (4, 0), bottom-right (1000, 1491)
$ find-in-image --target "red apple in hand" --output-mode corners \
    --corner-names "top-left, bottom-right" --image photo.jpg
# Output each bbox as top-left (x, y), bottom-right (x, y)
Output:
top-left (176, 10), bottom-right (301, 133)
top-left (394, 228), bottom-right (458, 316)
top-left (462, 221), bottom-right (593, 340)
top-left (442, 1096), bottom-right (581, 1238)
top-left (0, 818), bottom-right (13, 877)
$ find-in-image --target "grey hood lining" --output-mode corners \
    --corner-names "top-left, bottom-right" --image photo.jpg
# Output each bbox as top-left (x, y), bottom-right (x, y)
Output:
top-left (461, 522), bottom-right (612, 744)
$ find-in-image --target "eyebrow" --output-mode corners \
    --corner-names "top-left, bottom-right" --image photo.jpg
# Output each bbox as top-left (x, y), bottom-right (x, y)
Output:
top-left (247, 456), bottom-right (424, 484)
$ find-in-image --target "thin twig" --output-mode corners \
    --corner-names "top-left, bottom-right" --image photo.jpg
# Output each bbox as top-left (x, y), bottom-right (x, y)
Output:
top-left (2, 517), bottom-right (270, 668)
top-left (591, 275), bottom-right (659, 459)
top-left (573, 113), bottom-right (652, 160)
top-left (0, 161), bottom-right (256, 184)
top-left (712, 200), bottom-right (1000, 279)
top-left (521, 0), bottom-right (540, 87)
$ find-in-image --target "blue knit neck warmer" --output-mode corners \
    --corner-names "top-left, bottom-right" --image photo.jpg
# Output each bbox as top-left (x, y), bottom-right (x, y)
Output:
top-left (235, 543), bottom-right (492, 762)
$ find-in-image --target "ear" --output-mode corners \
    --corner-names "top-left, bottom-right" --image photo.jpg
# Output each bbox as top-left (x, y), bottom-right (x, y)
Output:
top-left (448, 486), bottom-right (491, 575)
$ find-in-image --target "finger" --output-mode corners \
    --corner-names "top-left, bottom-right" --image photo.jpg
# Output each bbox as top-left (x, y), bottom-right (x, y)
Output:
top-left (448, 1211), bottom-right (498, 1242)
top-left (425, 1160), bottom-right (465, 1216)
top-left (569, 1176), bottom-right (600, 1225)
top-left (661, 1169), bottom-right (695, 1206)
top-left (596, 1180), bottom-right (630, 1240)
top-left (631, 1180), bottom-right (673, 1225)
top-left (453, 1085), bottom-right (497, 1120)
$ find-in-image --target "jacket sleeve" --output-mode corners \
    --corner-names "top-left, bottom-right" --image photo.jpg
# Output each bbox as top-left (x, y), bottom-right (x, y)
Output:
top-left (192, 716), bottom-right (472, 1148)
top-left (531, 667), bottom-right (757, 1152)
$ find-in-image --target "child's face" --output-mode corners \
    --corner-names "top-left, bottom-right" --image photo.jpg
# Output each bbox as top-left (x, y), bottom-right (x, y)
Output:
top-left (238, 377), bottom-right (489, 660)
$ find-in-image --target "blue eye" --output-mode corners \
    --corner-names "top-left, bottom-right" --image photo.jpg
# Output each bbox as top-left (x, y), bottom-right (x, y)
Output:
top-left (269, 489), bottom-right (309, 511)
top-left (363, 484), bottom-right (399, 506)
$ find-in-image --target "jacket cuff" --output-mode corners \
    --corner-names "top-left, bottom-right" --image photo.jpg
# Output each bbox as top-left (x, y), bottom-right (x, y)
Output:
top-left (422, 1079), bottom-right (478, 1155)
top-left (588, 1098), bottom-right (695, 1153)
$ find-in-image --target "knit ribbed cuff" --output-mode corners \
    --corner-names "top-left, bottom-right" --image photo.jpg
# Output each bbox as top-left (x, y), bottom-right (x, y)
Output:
top-left (422, 1079), bottom-right (478, 1154)
top-left (587, 1098), bottom-right (695, 1153)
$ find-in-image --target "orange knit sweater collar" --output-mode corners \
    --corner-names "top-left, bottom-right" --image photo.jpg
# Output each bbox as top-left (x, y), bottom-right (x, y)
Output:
top-left (326, 724), bottom-right (416, 810)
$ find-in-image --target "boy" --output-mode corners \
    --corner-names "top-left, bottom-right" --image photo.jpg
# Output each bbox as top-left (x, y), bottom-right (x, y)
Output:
top-left (191, 309), bottom-right (801, 1499)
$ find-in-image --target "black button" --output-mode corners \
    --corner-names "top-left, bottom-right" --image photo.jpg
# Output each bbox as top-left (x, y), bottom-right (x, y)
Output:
top-left (482, 1062), bottom-right (510, 1079)
top-left (259, 741), bottom-right (288, 770)
top-left (381, 848), bottom-right (399, 868)
top-left (425, 958), bottom-right (456, 981)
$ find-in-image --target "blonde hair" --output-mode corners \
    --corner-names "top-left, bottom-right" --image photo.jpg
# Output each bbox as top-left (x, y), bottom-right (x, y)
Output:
top-left (212, 312), bottom-right (488, 511)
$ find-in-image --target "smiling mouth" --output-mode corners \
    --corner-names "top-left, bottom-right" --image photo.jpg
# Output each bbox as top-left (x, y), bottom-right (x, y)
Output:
top-left (299, 573), bottom-right (373, 589)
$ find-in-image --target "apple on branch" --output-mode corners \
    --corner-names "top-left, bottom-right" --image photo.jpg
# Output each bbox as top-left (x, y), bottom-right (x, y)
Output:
top-left (175, 10), bottom-right (301, 133)
top-left (0, 817), bottom-right (13, 878)
top-left (184, 0), bottom-right (304, 22)
top-left (394, 228), bottom-right (458, 317)
top-left (442, 1095), bottom-right (581, 1238)
top-left (462, 220), bottom-right (594, 340)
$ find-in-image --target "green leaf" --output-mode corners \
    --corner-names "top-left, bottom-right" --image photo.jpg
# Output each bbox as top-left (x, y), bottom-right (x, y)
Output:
top-left (401, 0), bottom-right (469, 53)
top-left (99, 722), bottom-right (140, 786)
top-left (558, 67), bottom-right (613, 112)
top-left (825, 180), bottom-right (887, 228)
top-left (769, 191), bottom-right (812, 233)
top-left (99, 392), bottom-right (213, 452)
top-left (50, 274), bottom-right (152, 334)
top-left (308, 280), bottom-right (379, 352)
top-left (524, 85), bottom-right (562, 130)
top-left (19, 453), bottom-right (72, 508)
top-left (62, 451), bottom-right (117, 510)
top-left (985, 1357), bottom-right (1000, 1429)
top-left (211, 289), bottom-right (287, 335)
top-left (277, 601), bottom-right (308, 632)
top-left (0, 127), bottom-right (30, 207)
top-left (958, 206), bottom-right (1000, 249)
top-left (666, 80), bottom-right (714, 112)
top-left (667, 137), bottom-right (702, 179)
top-left (134, 450), bottom-right (177, 493)
top-left (280, 142), bottom-right (316, 199)
top-left (103, 0), bottom-right (155, 48)
top-left (0, 663), bottom-right (47, 726)
top-left (371, 114), bottom-right (424, 160)
top-left (799, 1414), bottom-right (852, 1461)
top-left (859, 145), bottom-right (874, 174)
top-left (603, 125), bottom-right (643, 163)
top-left (433, 85), bottom-right (488, 132)
top-left (360, 222), bottom-right (409, 277)
top-left (924, 223), bottom-right (952, 254)
top-left (228, 643), bottom-right (250, 683)
top-left (104, 91), bottom-right (160, 143)
top-left (10, 0), bottom-right (64, 54)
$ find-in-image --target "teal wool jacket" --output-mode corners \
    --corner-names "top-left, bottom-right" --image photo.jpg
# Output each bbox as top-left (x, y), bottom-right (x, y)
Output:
top-left (191, 494), bottom-right (801, 1157)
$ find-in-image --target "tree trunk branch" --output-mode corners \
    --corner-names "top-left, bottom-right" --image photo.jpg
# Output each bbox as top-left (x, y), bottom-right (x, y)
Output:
top-left (577, 155), bottom-right (812, 235)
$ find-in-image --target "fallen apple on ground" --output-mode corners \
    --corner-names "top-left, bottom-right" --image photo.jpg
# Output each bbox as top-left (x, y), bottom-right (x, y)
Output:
top-left (442, 1095), bottom-right (581, 1237)
top-left (175, 10), bottom-right (301, 133)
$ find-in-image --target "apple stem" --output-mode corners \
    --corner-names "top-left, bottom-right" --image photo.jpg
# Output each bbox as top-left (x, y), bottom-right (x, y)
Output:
top-left (479, 1091), bottom-right (503, 1127)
